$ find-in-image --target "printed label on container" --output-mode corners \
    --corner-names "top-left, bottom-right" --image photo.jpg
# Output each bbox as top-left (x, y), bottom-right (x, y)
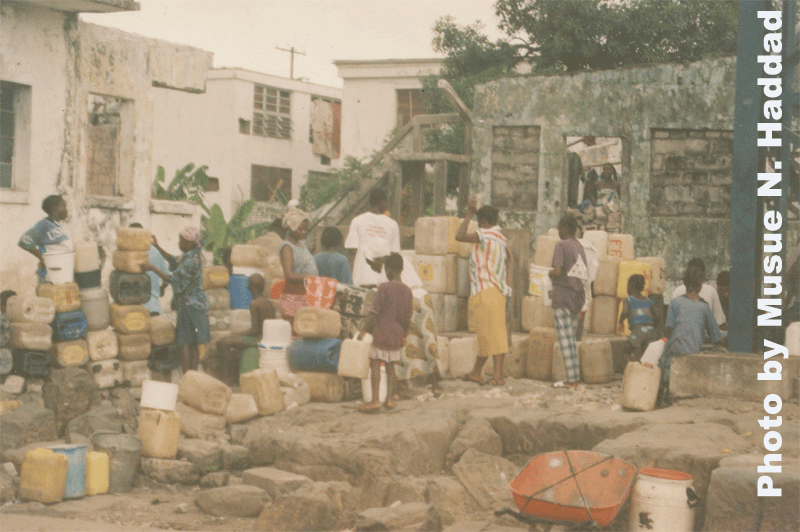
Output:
top-left (62, 345), bottom-right (85, 364)
top-left (124, 312), bottom-right (147, 332)
top-left (418, 264), bottom-right (434, 282)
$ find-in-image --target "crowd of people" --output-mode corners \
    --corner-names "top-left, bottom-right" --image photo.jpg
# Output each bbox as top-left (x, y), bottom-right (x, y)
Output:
top-left (17, 190), bottom-right (793, 411)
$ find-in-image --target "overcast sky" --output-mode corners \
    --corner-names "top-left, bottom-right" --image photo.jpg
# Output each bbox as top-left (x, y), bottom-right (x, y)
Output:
top-left (81, 0), bottom-right (502, 87)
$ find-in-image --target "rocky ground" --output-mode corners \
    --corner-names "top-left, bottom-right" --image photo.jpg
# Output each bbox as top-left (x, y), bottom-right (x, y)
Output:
top-left (1, 375), bottom-right (799, 532)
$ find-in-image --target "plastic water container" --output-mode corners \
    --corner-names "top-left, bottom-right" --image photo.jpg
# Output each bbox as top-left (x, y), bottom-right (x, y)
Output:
top-left (175, 402), bottom-right (227, 438)
top-left (616, 261), bottom-right (651, 299)
top-left (19, 448), bottom-right (68, 503)
top-left (203, 266), bottom-right (230, 289)
top-left (527, 327), bottom-right (558, 380)
top-left (43, 251), bottom-right (75, 284)
top-left (117, 332), bottom-right (151, 361)
top-left (338, 333), bottom-right (372, 379)
top-left (226, 393), bottom-right (259, 423)
top-left (80, 287), bottom-right (110, 331)
top-left (240, 367), bottom-right (285, 415)
top-left (208, 310), bottom-right (230, 332)
top-left (74, 242), bottom-right (101, 272)
top-left (533, 235), bottom-right (560, 268)
top-left (229, 274), bottom-right (253, 310)
top-left (415, 217), bottom-right (450, 255)
top-left (261, 319), bottom-right (292, 346)
top-left (140, 380), bottom-right (179, 411)
top-left (591, 296), bottom-right (618, 336)
top-left (6, 295), bottom-right (56, 324)
top-left (332, 284), bottom-right (376, 317)
top-left (0, 348), bottom-right (12, 375)
top-left (361, 363), bottom-right (388, 403)
top-left (112, 250), bottom-right (149, 274)
top-left (52, 339), bottom-right (89, 368)
top-left (74, 269), bottom-right (101, 290)
top-left (121, 360), bottom-right (150, 387)
top-left (116, 227), bottom-right (151, 251)
top-left (147, 345), bottom-right (181, 373)
top-left (138, 408), bottom-right (180, 459)
top-left (10, 322), bottom-right (53, 351)
top-left (452, 218), bottom-right (478, 258)
top-left (635, 256), bottom-right (666, 295)
top-left (37, 283), bottom-right (81, 313)
top-left (620, 362), bottom-right (661, 411)
top-left (178, 370), bottom-right (232, 416)
top-left (594, 257), bottom-right (621, 296)
top-left (578, 337), bottom-right (613, 384)
top-left (85, 451), bottom-right (109, 496)
top-left (229, 309), bottom-right (251, 334)
top-left (288, 338), bottom-right (342, 373)
top-left (48, 444), bottom-right (87, 499)
top-left (86, 330), bottom-right (118, 361)
top-left (89, 432), bottom-right (142, 494)
top-left (258, 344), bottom-right (291, 374)
top-left (608, 233), bottom-right (635, 261)
top-left (231, 244), bottom-right (270, 267)
top-left (448, 336), bottom-right (478, 378)
top-left (149, 316), bottom-right (175, 346)
top-left (110, 304), bottom-right (150, 334)
top-left (629, 469), bottom-right (696, 532)
top-left (88, 358), bottom-right (123, 389)
top-left (108, 271), bottom-right (150, 306)
top-left (293, 307), bottom-right (341, 338)
top-left (206, 288), bottom-right (230, 311)
top-left (521, 296), bottom-right (555, 332)
top-left (294, 371), bottom-right (345, 402)
top-left (582, 230), bottom-right (608, 257)
top-left (12, 350), bottom-right (50, 378)
top-left (53, 310), bottom-right (89, 341)
top-left (415, 254), bottom-right (450, 294)
top-left (279, 373), bottom-right (311, 409)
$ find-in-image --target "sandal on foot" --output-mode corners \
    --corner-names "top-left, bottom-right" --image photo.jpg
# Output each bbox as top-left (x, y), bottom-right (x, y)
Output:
top-left (358, 403), bottom-right (382, 413)
top-left (460, 375), bottom-right (482, 385)
top-left (489, 378), bottom-right (505, 386)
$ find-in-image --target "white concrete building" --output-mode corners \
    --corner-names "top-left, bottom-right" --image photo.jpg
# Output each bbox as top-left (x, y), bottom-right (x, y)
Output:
top-left (334, 59), bottom-right (443, 160)
top-left (151, 68), bottom-right (342, 219)
top-left (0, 0), bottom-right (212, 295)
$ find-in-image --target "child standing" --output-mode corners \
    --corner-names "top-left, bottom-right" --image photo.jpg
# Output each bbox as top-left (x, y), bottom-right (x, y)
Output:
top-left (141, 227), bottom-right (209, 372)
top-left (618, 274), bottom-right (660, 362)
top-left (357, 253), bottom-right (413, 412)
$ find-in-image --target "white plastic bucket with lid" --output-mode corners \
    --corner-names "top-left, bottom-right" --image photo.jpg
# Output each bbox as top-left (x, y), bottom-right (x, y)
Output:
top-left (44, 251), bottom-right (75, 284)
top-left (140, 380), bottom-right (179, 411)
top-left (628, 468), bottom-right (696, 532)
top-left (258, 343), bottom-right (291, 375)
top-left (261, 319), bottom-right (292, 346)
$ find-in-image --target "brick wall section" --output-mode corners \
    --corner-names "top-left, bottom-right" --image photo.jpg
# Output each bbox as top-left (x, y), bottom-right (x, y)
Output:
top-left (649, 129), bottom-right (733, 218)
top-left (491, 126), bottom-right (540, 210)
top-left (86, 125), bottom-right (118, 196)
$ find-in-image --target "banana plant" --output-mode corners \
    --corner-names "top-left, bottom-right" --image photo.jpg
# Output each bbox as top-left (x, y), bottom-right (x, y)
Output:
top-left (152, 163), bottom-right (211, 204)
top-left (201, 199), bottom-right (274, 264)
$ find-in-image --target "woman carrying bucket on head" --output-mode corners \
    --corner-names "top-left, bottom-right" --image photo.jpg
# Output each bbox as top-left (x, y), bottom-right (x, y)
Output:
top-left (18, 194), bottom-right (72, 284)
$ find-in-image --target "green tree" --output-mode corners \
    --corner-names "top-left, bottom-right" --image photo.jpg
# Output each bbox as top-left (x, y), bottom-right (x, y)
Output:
top-left (151, 163), bottom-right (212, 204)
top-left (201, 199), bottom-right (274, 264)
top-left (299, 156), bottom-right (366, 212)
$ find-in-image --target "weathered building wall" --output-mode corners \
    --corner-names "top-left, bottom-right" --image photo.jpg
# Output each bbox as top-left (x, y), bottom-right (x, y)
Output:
top-left (0, 3), bottom-right (210, 294)
top-left (472, 57), bottom-right (799, 295)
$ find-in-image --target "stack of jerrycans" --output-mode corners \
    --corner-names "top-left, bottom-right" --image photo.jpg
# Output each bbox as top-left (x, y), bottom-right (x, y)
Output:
top-left (138, 379), bottom-right (181, 460)
top-left (6, 294), bottom-right (56, 379)
top-left (109, 226), bottom-right (152, 387)
top-left (34, 282), bottom-right (90, 371)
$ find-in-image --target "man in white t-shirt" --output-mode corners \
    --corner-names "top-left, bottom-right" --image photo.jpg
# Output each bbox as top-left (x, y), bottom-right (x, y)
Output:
top-left (670, 258), bottom-right (727, 329)
top-left (345, 189), bottom-right (401, 287)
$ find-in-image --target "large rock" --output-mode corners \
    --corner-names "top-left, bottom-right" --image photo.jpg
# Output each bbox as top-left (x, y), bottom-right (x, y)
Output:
top-left (704, 455), bottom-right (800, 532)
top-left (141, 458), bottom-right (200, 485)
top-left (199, 471), bottom-right (229, 489)
top-left (384, 476), bottom-right (428, 506)
top-left (0, 468), bottom-right (16, 502)
top-left (177, 439), bottom-right (223, 475)
top-left (355, 502), bottom-right (442, 532)
top-left (451, 449), bottom-right (519, 511)
top-left (195, 484), bottom-right (269, 517)
top-left (42, 367), bottom-right (98, 435)
top-left (64, 401), bottom-right (123, 444)
top-left (446, 418), bottom-right (503, 468)
top-left (242, 466), bottom-right (313, 499)
top-left (424, 476), bottom-right (480, 526)
top-left (0, 402), bottom-right (57, 453)
top-left (255, 482), bottom-right (346, 531)
top-left (222, 444), bottom-right (250, 471)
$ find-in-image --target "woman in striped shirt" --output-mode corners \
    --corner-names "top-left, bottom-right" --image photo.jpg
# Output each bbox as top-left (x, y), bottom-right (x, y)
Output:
top-left (456, 196), bottom-right (512, 386)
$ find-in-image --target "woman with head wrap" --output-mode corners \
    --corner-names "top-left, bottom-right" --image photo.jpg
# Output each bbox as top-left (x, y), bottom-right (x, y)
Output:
top-left (279, 207), bottom-right (318, 323)
top-left (141, 227), bottom-right (209, 372)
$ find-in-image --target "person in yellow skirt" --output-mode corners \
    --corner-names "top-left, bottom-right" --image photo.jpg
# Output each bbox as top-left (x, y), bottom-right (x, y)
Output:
top-left (455, 196), bottom-right (512, 386)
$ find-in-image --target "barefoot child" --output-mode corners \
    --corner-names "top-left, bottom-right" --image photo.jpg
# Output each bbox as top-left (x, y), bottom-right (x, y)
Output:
top-left (357, 253), bottom-right (413, 412)
top-left (618, 274), bottom-right (660, 362)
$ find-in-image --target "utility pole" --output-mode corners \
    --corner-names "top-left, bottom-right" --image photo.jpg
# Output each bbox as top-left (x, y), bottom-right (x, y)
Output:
top-left (275, 46), bottom-right (305, 79)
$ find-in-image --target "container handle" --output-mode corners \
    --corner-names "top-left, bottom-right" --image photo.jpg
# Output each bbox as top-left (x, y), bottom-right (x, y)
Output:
top-left (686, 487), bottom-right (701, 508)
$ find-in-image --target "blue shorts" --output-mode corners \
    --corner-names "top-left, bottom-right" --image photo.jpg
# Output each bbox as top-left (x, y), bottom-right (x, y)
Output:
top-left (176, 306), bottom-right (211, 346)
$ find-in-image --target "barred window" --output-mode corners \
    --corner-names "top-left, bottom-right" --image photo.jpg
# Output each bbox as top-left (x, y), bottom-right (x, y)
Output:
top-left (253, 85), bottom-right (291, 140)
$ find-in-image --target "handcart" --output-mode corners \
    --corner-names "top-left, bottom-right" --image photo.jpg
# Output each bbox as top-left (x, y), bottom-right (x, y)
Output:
top-left (496, 450), bottom-right (637, 529)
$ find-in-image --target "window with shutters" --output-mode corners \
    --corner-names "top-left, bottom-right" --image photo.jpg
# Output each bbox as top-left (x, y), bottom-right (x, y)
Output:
top-left (0, 81), bottom-right (31, 195)
top-left (251, 164), bottom-right (292, 203)
top-left (253, 84), bottom-right (291, 140)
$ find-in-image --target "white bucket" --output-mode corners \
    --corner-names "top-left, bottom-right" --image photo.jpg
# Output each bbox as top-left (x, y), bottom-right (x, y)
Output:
top-left (139, 380), bottom-right (179, 412)
top-left (44, 251), bottom-right (75, 284)
top-left (259, 344), bottom-right (291, 375)
top-left (261, 319), bottom-right (292, 346)
top-left (628, 468), bottom-right (696, 532)
top-left (361, 363), bottom-right (387, 403)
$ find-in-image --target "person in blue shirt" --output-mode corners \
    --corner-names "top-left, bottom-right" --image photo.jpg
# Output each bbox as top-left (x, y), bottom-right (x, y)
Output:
top-left (129, 223), bottom-right (169, 316)
top-left (18, 195), bottom-right (71, 283)
top-left (314, 227), bottom-right (352, 284)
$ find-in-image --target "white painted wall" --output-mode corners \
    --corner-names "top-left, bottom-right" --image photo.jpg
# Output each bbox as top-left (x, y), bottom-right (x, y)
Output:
top-left (335, 59), bottom-right (443, 160)
top-left (152, 69), bottom-right (343, 219)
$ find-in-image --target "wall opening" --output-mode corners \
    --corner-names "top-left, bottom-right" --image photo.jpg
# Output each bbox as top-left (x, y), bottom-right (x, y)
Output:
top-left (86, 93), bottom-right (133, 197)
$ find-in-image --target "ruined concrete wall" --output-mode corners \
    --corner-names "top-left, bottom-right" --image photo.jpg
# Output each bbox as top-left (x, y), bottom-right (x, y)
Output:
top-left (472, 57), bottom-right (799, 294)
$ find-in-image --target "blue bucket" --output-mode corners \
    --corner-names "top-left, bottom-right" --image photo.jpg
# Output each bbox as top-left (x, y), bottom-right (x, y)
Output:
top-left (48, 443), bottom-right (87, 499)
top-left (288, 338), bottom-right (342, 373)
top-left (229, 275), bottom-right (253, 310)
